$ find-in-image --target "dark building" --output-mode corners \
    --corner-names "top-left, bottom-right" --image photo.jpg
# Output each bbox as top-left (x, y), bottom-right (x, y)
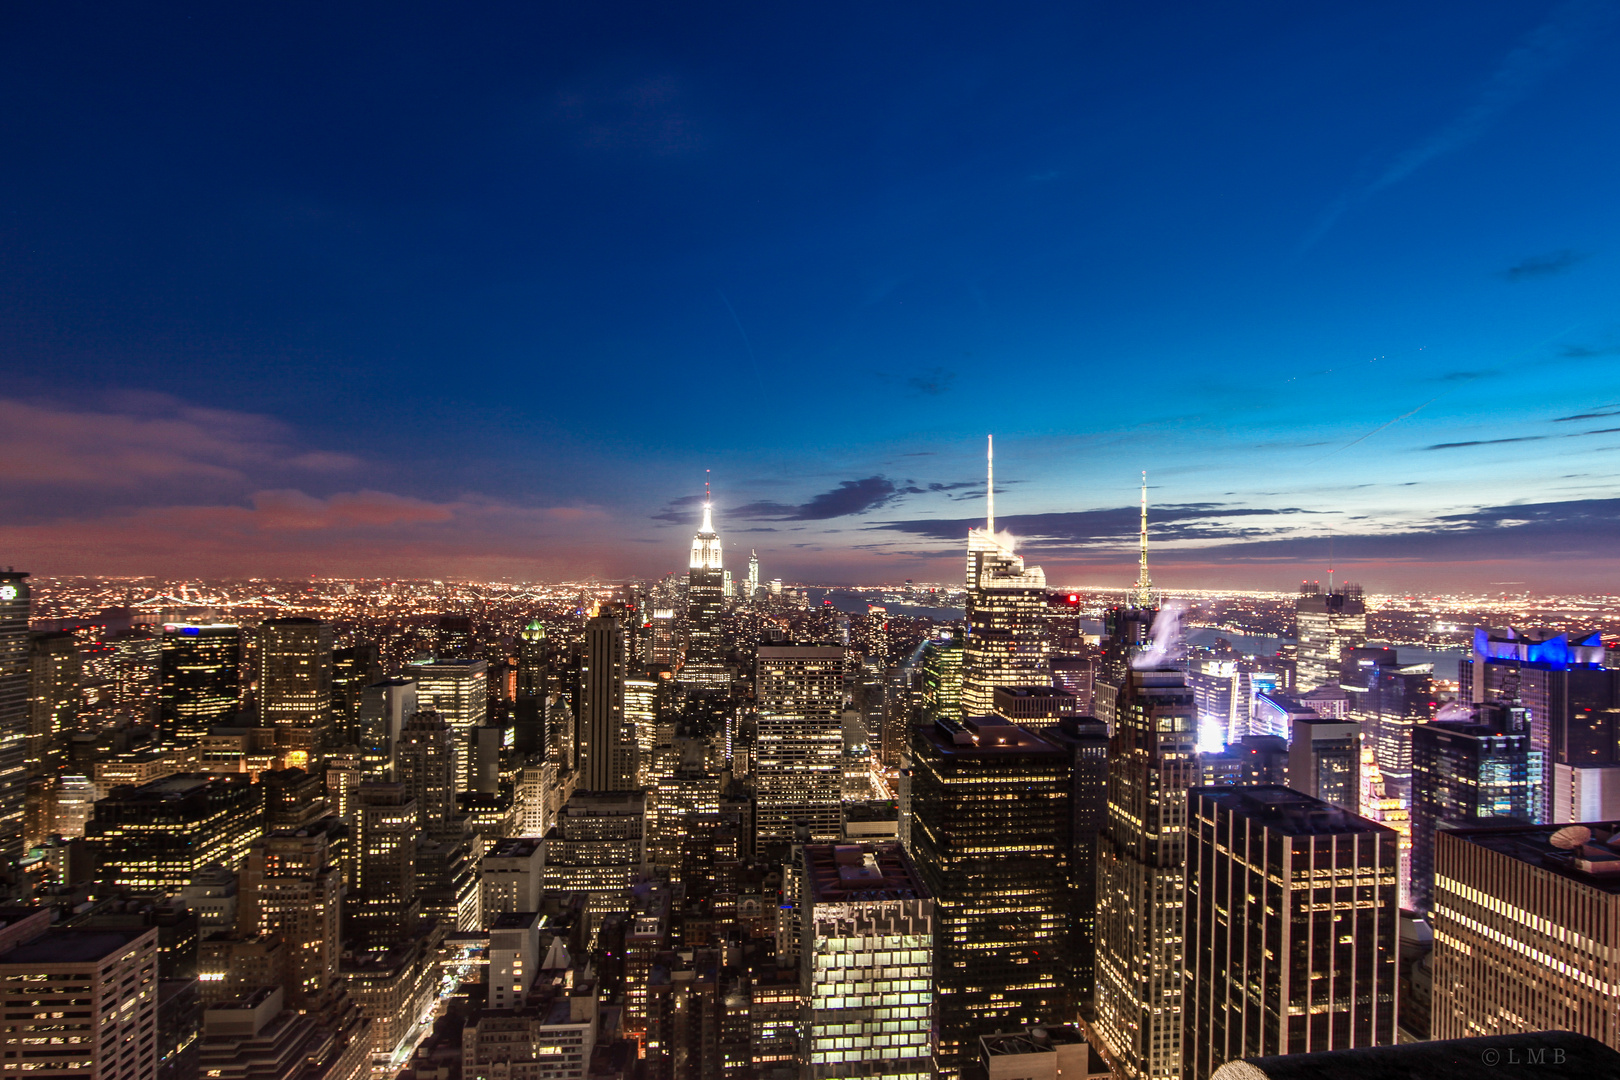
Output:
top-left (1092, 605), bottom-right (1155, 730)
top-left (345, 782), bottom-right (419, 950)
top-left (27, 630), bottom-right (79, 778)
top-left (516, 620), bottom-right (547, 699)
top-left (434, 615), bottom-right (474, 660)
top-left (159, 623), bottom-right (243, 742)
top-left (1410, 704), bottom-right (1542, 913)
top-left (579, 611), bottom-right (634, 791)
top-left (1185, 786), bottom-right (1398, 1079)
top-left (330, 643), bottom-right (380, 747)
top-left (86, 774), bottom-right (265, 891)
top-left (1042, 715), bottom-right (1108, 1014)
top-left (991, 685), bottom-right (1079, 726)
top-left (1208, 1032), bottom-right (1620, 1080)
top-left (1197, 735), bottom-right (1289, 788)
top-left (0, 571), bottom-right (31, 864)
top-left (908, 715), bottom-right (1071, 1072)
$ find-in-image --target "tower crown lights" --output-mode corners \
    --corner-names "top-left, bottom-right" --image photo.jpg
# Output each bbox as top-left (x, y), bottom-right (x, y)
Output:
top-left (690, 499), bottom-right (722, 570)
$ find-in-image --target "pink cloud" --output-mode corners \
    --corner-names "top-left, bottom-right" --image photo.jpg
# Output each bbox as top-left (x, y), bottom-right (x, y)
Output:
top-left (0, 395), bottom-right (361, 489)
top-left (0, 490), bottom-right (620, 580)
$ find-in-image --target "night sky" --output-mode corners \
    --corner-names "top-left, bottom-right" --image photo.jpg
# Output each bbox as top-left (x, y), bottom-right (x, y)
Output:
top-left (4, 2), bottom-right (1620, 591)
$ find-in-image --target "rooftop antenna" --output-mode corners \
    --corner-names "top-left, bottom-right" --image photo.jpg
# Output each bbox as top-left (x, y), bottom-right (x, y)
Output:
top-left (986, 434), bottom-right (994, 533)
top-left (1328, 537), bottom-right (1335, 593)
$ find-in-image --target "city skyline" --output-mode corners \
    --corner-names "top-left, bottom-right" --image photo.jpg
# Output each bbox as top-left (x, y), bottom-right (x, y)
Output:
top-left (2, 5), bottom-right (1620, 590)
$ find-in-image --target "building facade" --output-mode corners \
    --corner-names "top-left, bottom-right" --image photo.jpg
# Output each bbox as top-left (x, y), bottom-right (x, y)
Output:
top-left (800, 842), bottom-right (934, 1079)
top-left (908, 715), bottom-right (1071, 1073)
top-left (1094, 667), bottom-right (1197, 1080)
top-left (754, 645), bottom-right (845, 842)
top-left (1184, 786), bottom-right (1398, 1080)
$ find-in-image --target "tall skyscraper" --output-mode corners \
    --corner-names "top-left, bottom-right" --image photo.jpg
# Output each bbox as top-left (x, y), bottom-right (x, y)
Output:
top-left (747, 549), bottom-right (760, 599)
top-left (1183, 786), bottom-right (1398, 1080)
top-left (909, 715), bottom-right (1071, 1072)
top-left (1293, 583), bottom-right (1366, 694)
top-left (579, 610), bottom-right (635, 791)
top-left (0, 572), bottom-right (29, 864)
top-left (237, 825), bottom-right (344, 1009)
top-left (516, 619), bottom-right (547, 699)
top-left (684, 498), bottom-right (729, 690)
top-left (27, 630), bottom-right (78, 777)
top-left (1043, 715), bottom-right (1110, 1012)
top-left (159, 622), bottom-right (243, 742)
top-left (1410, 703), bottom-right (1543, 914)
top-left (1094, 667), bottom-right (1197, 1080)
top-left (405, 657), bottom-right (487, 789)
top-left (1431, 820), bottom-right (1620, 1048)
top-left (347, 782), bottom-right (420, 950)
top-left (754, 644), bottom-right (845, 842)
top-left (395, 710), bottom-right (459, 838)
top-left (257, 617), bottom-right (335, 760)
top-left (962, 436), bottom-right (1048, 718)
top-left (799, 842), bottom-right (935, 1079)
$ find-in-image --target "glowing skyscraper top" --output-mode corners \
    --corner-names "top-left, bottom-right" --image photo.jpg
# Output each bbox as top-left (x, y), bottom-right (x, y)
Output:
top-left (690, 488), bottom-right (722, 570)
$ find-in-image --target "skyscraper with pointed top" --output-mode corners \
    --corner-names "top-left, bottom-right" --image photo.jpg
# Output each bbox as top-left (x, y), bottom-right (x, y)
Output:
top-left (1133, 471), bottom-right (1153, 608)
top-left (683, 494), bottom-right (730, 690)
top-left (1094, 475), bottom-right (1160, 729)
top-left (961, 435), bottom-right (1049, 719)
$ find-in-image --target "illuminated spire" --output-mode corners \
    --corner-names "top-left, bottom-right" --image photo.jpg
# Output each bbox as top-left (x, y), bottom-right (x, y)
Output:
top-left (1133, 471), bottom-right (1153, 608)
top-left (690, 475), bottom-right (722, 570)
top-left (986, 433), bottom-right (995, 533)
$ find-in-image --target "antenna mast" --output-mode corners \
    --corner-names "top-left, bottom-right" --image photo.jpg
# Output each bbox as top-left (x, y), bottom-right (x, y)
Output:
top-left (986, 434), bottom-right (994, 533)
top-left (1134, 471), bottom-right (1153, 608)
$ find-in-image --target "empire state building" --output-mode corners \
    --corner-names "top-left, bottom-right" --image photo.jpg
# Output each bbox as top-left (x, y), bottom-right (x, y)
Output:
top-left (683, 500), bottom-right (729, 690)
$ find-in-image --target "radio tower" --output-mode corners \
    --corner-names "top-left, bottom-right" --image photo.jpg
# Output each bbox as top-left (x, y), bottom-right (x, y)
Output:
top-left (1132, 471), bottom-right (1153, 608)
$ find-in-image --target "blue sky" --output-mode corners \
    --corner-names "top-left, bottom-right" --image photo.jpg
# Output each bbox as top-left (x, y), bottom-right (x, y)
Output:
top-left (3, 2), bottom-right (1619, 589)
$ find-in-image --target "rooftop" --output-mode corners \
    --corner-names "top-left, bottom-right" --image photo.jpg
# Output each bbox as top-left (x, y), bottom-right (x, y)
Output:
top-left (1448, 820), bottom-right (1620, 894)
top-left (982, 1025), bottom-right (1088, 1057)
top-left (804, 842), bottom-right (927, 904)
top-left (1193, 785), bottom-right (1393, 838)
top-left (487, 838), bottom-right (543, 859)
top-left (0, 928), bottom-right (151, 965)
top-left (920, 716), bottom-right (1065, 756)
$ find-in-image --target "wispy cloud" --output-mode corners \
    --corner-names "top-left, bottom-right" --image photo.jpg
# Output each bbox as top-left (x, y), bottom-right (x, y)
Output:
top-left (906, 368), bottom-right (956, 396)
top-left (1305, 0), bottom-right (1620, 247)
top-left (736, 477), bottom-right (908, 520)
top-left (1502, 249), bottom-right (1591, 282)
top-left (1424, 435), bottom-right (1548, 450)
